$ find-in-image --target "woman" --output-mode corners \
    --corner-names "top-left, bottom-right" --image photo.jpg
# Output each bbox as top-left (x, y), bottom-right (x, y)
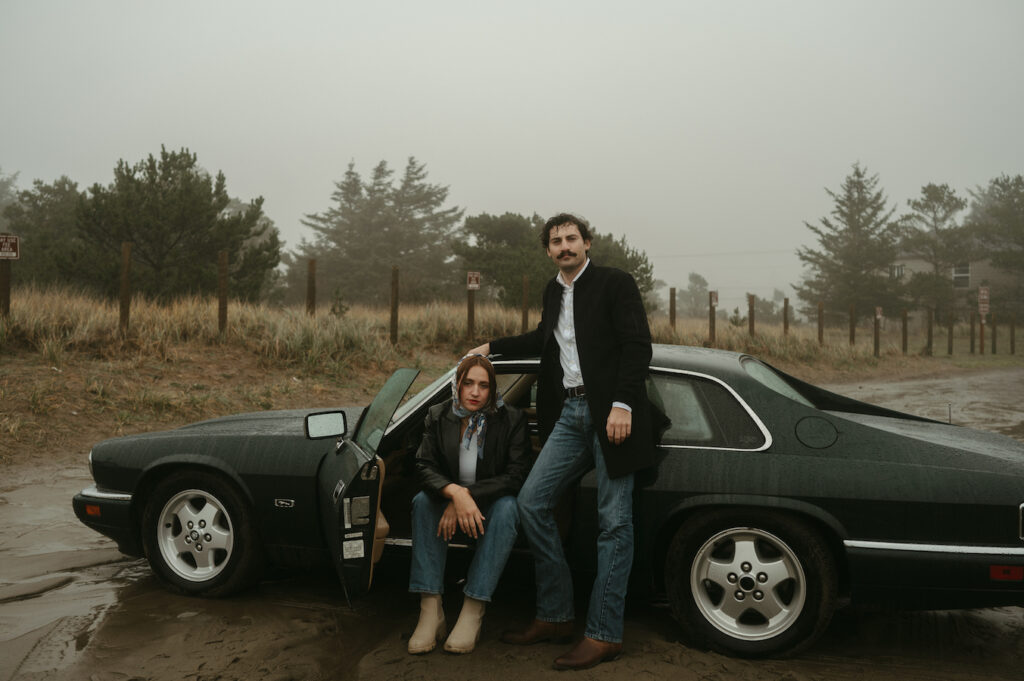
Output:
top-left (408, 354), bottom-right (532, 654)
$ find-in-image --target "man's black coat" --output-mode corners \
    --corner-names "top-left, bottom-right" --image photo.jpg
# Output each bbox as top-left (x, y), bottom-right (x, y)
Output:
top-left (490, 262), bottom-right (657, 478)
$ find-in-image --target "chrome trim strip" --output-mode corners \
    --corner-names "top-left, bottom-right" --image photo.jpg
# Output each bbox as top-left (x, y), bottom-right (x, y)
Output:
top-left (844, 539), bottom-right (1024, 556)
top-left (1020, 503), bottom-right (1024, 541)
top-left (80, 485), bottom-right (132, 502)
top-left (383, 537), bottom-right (471, 549)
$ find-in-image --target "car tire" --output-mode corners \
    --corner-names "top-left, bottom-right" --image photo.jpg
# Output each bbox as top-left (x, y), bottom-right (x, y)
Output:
top-left (665, 509), bottom-right (837, 658)
top-left (142, 470), bottom-right (261, 597)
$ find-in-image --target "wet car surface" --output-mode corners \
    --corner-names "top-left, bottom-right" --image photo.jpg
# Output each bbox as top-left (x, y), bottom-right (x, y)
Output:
top-left (2, 367), bottom-right (1023, 680)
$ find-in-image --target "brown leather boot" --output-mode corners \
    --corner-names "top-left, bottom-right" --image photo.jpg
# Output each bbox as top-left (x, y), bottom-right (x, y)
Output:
top-left (499, 618), bottom-right (574, 645)
top-left (552, 636), bottom-right (622, 670)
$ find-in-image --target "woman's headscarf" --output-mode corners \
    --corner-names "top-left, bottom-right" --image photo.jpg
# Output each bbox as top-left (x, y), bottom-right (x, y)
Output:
top-left (450, 354), bottom-right (504, 460)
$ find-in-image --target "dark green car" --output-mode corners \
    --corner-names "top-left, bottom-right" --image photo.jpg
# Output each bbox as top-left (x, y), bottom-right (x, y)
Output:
top-left (74, 345), bottom-right (1024, 657)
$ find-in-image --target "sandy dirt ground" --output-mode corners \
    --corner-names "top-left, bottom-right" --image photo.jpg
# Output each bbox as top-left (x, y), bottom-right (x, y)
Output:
top-left (2, 368), bottom-right (1023, 681)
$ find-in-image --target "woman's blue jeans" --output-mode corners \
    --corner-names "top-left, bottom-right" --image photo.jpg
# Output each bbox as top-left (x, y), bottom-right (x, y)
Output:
top-left (517, 395), bottom-right (635, 643)
top-left (408, 491), bottom-right (519, 602)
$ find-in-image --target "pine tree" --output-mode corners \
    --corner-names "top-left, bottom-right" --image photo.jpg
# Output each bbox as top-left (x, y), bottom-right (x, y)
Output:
top-left (290, 157), bottom-right (463, 305)
top-left (795, 164), bottom-right (902, 321)
top-left (899, 183), bottom-right (969, 318)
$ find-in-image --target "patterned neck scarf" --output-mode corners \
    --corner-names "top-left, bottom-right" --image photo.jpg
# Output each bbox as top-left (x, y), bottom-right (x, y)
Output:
top-left (450, 354), bottom-right (504, 460)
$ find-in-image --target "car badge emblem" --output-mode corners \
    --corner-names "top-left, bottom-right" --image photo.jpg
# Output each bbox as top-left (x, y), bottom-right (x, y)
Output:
top-left (274, 498), bottom-right (295, 508)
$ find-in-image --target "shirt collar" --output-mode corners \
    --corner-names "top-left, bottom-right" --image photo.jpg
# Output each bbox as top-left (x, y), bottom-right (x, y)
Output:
top-left (557, 257), bottom-right (591, 290)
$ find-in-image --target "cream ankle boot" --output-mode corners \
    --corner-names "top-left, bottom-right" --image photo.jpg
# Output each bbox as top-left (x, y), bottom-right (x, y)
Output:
top-left (408, 593), bottom-right (446, 654)
top-left (443, 596), bottom-right (486, 653)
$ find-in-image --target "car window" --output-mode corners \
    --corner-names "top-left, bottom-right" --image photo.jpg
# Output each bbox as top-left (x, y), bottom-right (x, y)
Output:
top-left (647, 372), bottom-right (766, 449)
top-left (740, 358), bottom-right (814, 407)
top-left (390, 368), bottom-right (454, 425)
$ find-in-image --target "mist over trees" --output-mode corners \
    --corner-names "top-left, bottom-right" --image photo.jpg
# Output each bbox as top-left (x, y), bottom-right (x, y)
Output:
top-left (792, 165), bottom-right (1024, 321)
top-left (454, 211), bottom-right (656, 309)
top-left (967, 174), bottom-right (1024, 311)
top-left (283, 157), bottom-right (464, 307)
top-left (3, 176), bottom-right (83, 286)
top-left (898, 183), bottom-right (971, 319)
top-left (2, 148), bottom-right (281, 302)
top-left (0, 167), bottom-right (18, 234)
top-left (795, 163), bottom-right (902, 321)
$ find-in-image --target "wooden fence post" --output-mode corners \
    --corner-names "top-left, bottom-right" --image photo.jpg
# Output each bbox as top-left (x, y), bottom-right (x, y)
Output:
top-left (926, 308), bottom-right (933, 356)
top-left (390, 266), bottom-right (399, 345)
top-left (901, 309), bottom-right (908, 355)
top-left (306, 259), bottom-right (316, 316)
top-left (119, 242), bottom-right (132, 334)
top-left (669, 287), bottom-right (676, 330)
top-left (218, 250), bottom-right (228, 335)
top-left (0, 259), bottom-right (9, 318)
top-left (947, 313), bottom-right (954, 356)
top-left (521, 275), bottom-right (529, 333)
top-left (980, 314), bottom-right (985, 355)
top-left (783, 298), bottom-right (789, 336)
top-left (708, 292), bottom-right (716, 346)
top-left (873, 312), bottom-right (880, 358)
top-left (848, 305), bottom-right (855, 346)
top-left (747, 294), bottom-right (755, 336)
top-left (817, 302), bottom-right (824, 345)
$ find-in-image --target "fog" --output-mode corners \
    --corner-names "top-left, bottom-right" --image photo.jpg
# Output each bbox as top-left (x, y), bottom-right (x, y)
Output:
top-left (2, 0), bottom-right (1021, 311)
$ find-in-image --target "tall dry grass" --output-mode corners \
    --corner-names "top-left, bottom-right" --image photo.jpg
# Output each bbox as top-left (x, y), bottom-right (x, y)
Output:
top-left (0, 285), bottom-right (1015, 373)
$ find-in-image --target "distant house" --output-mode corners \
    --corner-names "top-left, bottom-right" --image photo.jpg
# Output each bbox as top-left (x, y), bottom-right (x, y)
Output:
top-left (888, 254), bottom-right (1021, 319)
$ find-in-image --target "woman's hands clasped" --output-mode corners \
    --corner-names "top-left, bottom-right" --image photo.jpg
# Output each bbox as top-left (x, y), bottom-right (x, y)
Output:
top-left (438, 484), bottom-right (486, 541)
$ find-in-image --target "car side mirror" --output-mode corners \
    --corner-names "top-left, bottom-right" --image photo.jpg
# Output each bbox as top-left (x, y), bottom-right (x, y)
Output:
top-left (305, 411), bottom-right (347, 439)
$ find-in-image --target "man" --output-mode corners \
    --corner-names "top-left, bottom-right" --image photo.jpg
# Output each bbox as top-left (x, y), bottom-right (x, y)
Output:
top-left (468, 212), bottom-right (657, 670)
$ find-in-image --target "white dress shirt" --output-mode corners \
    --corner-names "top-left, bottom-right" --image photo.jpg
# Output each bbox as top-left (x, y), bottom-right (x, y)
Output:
top-left (554, 259), bottom-right (631, 413)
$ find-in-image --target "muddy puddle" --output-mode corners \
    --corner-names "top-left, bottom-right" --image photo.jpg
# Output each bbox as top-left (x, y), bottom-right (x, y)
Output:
top-left (1, 368), bottom-right (1023, 680)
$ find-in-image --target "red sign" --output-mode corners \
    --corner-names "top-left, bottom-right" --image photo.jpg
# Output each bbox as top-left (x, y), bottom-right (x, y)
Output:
top-left (710, 291), bottom-right (718, 306)
top-left (466, 272), bottom-right (481, 290)
top-left (978, 286), bottom-right (990, 302)
top-left (0, 235), bottom-right (19, 260)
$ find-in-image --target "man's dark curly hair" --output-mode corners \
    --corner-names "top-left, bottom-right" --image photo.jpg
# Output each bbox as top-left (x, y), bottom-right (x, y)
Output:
top-left (539, 212), bottom-right (593, 248)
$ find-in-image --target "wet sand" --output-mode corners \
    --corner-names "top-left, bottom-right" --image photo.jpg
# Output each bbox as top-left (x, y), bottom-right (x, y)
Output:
top-left (2, 368), bottom-right (1023, 680)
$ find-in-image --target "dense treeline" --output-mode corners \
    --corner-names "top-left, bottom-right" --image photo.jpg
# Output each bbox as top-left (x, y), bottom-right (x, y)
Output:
top-left (0, 153), bottom-right (655, 309)
top-left (673, 165), bottom-right (1023, 323)
top-left (1, 156), bottom-right (1020, 320)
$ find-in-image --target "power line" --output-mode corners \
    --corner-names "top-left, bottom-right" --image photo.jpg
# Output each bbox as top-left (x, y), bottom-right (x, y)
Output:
top-left (657, 249), bottom-right (796, 258)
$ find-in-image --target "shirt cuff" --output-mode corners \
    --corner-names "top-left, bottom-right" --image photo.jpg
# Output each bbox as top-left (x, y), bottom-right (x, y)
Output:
top-left (611, 401), bottom-right (632, 413)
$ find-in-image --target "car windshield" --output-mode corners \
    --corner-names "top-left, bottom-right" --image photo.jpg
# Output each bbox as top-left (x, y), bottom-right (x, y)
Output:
top-left (390, 367), bottom-right (455, 426)
top-left (741, 358), bottom-right (814, 408)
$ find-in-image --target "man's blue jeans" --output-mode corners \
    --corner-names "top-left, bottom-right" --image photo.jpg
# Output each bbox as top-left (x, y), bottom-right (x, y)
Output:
top-left (517, 395), bottom-right (635, 643)
top-left (408, 491), bottom-right (519, 602)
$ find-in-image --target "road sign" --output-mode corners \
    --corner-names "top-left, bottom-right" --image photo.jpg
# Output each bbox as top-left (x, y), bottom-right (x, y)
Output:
top-left (710, 290), bottom-right (718, 306)
top-left (978, 286), bottom-right (990, 302)
top-left (875, 306), bottom-right (883, 319)
top-left (0, 235), bottom-right (19, 260)
top-left (467, 272), bottom-right (481, 290)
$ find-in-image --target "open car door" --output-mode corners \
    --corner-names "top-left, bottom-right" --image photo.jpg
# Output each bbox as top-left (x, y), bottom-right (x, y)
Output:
top-left (316, 368), bottom-right (419, 600)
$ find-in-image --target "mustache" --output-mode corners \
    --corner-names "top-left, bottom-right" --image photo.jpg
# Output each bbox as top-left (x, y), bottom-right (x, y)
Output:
top-left (557, 250), bottom-right (577, 259)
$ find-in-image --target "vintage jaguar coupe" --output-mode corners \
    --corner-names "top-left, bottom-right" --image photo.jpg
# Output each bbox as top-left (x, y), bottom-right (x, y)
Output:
top-left (73, 345), bottom-right (1024, 657)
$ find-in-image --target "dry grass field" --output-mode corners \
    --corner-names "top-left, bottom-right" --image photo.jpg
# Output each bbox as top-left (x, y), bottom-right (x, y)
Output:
top-left (2, 285), bottom-right (1020, 466)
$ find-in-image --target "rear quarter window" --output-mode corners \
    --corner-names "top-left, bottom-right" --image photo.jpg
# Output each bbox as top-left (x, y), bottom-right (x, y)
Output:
top-left (647, 372), bottom-right (766, 449)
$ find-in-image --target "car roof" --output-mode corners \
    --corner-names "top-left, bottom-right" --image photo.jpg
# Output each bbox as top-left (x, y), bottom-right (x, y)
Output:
top-left (650, 343), bottom-right (747, 376)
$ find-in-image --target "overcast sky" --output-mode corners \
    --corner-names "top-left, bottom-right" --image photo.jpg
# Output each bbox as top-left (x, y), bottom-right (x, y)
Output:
top-left (2, 1), bottom-right (1022, 311)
